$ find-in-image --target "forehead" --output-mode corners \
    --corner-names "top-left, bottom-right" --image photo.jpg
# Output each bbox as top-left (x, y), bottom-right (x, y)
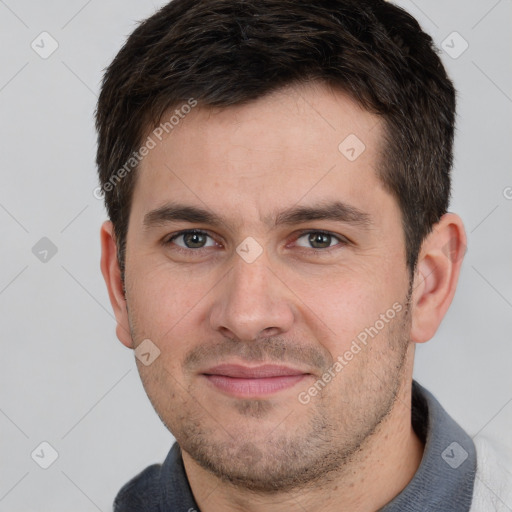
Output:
top-left (132, 82), bottom-right (390, 228)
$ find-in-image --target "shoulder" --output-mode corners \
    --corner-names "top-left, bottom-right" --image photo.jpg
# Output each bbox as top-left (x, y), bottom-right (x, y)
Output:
top-left (113, 463), bottom-right (163, 512)
top-left (470, 435), bottom-right (512, 511)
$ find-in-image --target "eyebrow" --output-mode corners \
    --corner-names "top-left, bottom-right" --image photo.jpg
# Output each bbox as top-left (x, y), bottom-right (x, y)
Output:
top-left (143, 200), bottom-right (372, 231)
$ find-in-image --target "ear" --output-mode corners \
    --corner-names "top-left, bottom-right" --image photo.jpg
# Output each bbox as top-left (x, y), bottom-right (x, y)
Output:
top-left (100, 220), bottom-right (134, 349)
top-left (410, 213), bottom-right (467, 344)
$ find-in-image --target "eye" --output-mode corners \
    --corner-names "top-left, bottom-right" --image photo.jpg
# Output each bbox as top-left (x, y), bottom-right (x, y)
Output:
top-left (294, 230), bottom-right (346, 250)
top-left (165, 229), bottom-right (217, 250)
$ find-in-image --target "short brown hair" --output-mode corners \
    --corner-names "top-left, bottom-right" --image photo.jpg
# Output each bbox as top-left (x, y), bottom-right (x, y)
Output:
top-left (95, 0), bottom-right (456, 281)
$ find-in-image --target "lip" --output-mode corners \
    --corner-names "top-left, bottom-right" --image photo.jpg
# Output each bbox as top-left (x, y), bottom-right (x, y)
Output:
top-left (202, 364), bottom-right (310, 398)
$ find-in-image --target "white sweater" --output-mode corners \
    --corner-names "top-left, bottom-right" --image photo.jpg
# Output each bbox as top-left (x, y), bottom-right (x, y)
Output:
top-left (470, 436), bottom-right (512, 511)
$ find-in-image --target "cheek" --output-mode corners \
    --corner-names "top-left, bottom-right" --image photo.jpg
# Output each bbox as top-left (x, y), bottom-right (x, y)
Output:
top-left (126, 261), bottom-right (211, 342)
top-left (292, 268), bottom-right (402, 351)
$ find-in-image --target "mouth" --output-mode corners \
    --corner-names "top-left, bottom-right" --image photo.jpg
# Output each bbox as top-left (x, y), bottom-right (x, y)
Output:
top-left (202, 364), bottom-right (311, 398)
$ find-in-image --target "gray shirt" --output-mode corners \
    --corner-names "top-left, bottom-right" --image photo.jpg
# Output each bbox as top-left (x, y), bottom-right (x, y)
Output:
top-left (114, 380), bottom-right (477, 511)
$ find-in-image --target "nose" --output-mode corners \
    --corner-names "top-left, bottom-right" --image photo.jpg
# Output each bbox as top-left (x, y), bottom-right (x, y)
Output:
top-left (209, 250), bottom-right (295, 342)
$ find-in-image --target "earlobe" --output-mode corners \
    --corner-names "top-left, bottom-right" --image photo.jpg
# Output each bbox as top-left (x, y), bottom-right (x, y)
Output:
top-left (410, 213), bottom-right (467, 344)
top-left (100, 220), bottom-right (134, 349)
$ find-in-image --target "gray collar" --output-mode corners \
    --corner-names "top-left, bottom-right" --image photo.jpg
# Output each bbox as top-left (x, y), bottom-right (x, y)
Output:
top-left (379, 380), bottom-right (477, 511)
top-left (159, 380), bottom-right (477, 511)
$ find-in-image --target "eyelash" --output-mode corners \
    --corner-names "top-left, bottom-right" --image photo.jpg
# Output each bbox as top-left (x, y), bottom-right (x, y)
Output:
top-left (162, 229), bottom-right (349, 255)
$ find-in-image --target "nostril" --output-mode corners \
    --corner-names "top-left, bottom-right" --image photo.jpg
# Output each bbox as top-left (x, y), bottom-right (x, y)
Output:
top-left (260, 326), bottom-right (279, 337)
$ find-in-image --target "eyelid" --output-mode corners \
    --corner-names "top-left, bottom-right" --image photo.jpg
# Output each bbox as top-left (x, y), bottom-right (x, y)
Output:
top-left (162, 228), bottom-right (350, 252)
top-left (164, 229), bottom-right (220, 249)
top-left (291, 229), bottom-right (350, 250)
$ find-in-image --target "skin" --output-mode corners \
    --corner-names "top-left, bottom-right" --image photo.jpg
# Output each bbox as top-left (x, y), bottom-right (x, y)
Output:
top-left (101, 82), bottom-right (466, 512)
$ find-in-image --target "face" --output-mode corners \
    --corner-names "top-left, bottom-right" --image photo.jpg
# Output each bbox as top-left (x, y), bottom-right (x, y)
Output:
top-left (122, 83), bottom-right (414, 492)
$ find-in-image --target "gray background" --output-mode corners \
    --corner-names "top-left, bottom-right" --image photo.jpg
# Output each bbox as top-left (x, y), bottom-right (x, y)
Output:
top-left (0, 0), bottom-right (511, 510)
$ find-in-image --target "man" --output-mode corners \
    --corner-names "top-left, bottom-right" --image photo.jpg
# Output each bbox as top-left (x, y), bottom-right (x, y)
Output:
top-left (96, 0), bottom-right (512, 510)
